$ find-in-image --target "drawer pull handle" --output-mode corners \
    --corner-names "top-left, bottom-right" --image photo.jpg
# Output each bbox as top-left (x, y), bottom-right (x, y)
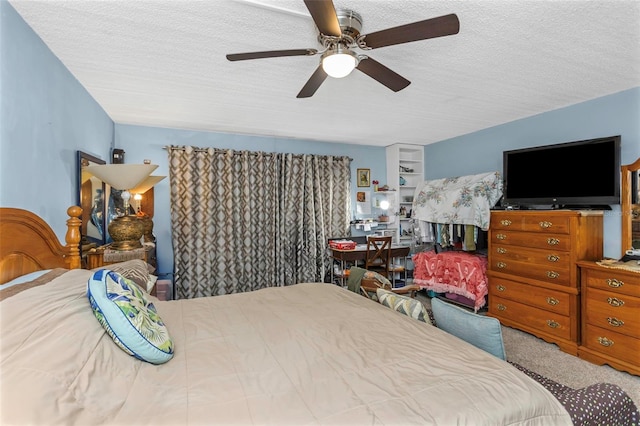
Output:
top-left (539, 221), bottom-right (553, 229)
top-left (496, 284), bottom-right (506, 292)
top-left (496, 247), bottom-right (507, 254)
top-left (496, 262), bottom-right (507, 269)
top-left (546, 297), bottom-right (559, 306)
top-left (606, 278), bottom-right (624, 288)
top-left (546, 271), bottom-right (559, 279)
top-left (500, 219), bottom-right (512, 226)
top-left (547, 238), bottom-right (560, 245)
top-left (607, 317), bottom-right (624, 327)
top-left (496, 233), bottom-right (507, 240)
top-left (497, 304), bottom-right (506, 311)
top-left (546, 320), bottom-right (560, 328)
top-left (547, 254), bottom-right (559, 262)
top-left (597, 337), bottom-right (614, 347)
top-left (607, 297), bottom-right (624, 307)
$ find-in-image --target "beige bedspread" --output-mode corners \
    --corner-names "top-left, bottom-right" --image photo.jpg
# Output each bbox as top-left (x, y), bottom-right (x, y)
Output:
top-left (1, 269), bottom-right (572, 425)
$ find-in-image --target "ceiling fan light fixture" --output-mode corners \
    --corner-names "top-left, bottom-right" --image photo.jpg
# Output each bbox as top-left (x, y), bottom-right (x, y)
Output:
top-left (321, 47), bottom-right (358, 78)
top-left (227, 2), bottom-right (461, 97)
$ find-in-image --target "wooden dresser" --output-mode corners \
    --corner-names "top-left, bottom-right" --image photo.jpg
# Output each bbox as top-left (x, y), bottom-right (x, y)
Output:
top-left (487, 210), bottom-right (603, 355)
top-left (577, 261), bottom-right (640, 375)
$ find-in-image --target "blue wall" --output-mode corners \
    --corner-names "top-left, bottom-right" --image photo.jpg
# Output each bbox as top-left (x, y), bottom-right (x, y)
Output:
top-left (424, 87), bottom-right (640, 259)
top-left (1, 1), bottom-right (113, 239)
top-left (115, 124), bottom-right (387, 277)
top-left (3, 0), bottom-right (638, 271)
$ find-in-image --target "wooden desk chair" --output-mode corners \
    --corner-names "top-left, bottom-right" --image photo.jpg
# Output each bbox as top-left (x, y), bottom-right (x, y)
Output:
top-left (365, 235), bottom-right (407, 286)
top-left (365, 236), bottom-right (392, 277)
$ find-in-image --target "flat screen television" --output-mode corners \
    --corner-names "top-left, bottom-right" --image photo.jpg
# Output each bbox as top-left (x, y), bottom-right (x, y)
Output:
top-left (502, 135), bottom-right (621, 209)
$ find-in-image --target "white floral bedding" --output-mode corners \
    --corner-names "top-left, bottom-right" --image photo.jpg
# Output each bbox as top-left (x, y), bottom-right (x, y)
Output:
top-left (413, 171), bottom-right (503, 230)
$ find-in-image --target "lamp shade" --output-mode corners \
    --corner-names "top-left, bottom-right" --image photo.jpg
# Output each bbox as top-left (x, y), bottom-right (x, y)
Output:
top-left (130, 175), bottom-right (166, 194)
top-left (321, 46), bottom-right (358, 78)
top-left (85, 164), bottom-right (158, 190)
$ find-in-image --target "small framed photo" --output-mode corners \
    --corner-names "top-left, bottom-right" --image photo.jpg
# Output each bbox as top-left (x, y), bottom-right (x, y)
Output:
top-left (357, 168), bottom-right (370, 187)
top-left (356, 191), bottom-right (371, 214)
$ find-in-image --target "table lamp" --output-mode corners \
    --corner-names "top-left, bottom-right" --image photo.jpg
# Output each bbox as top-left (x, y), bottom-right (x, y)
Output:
top-left (85, 163), bottom-right (158, 250)
top-left (129, 175), bottom-right (166, 242)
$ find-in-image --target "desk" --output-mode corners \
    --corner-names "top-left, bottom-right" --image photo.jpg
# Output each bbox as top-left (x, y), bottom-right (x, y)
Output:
top-left (329, 244), bottom-right (411, 286)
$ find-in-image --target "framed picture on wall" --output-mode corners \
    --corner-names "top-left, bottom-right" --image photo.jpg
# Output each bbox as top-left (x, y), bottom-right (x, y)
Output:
top-left (357, 168), bottom-right (370, 187)
top-left (356, 191), bottom-right (371, 214)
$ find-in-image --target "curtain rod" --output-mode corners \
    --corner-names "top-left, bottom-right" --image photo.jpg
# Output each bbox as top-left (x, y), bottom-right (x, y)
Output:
top-left (164, 145), bottom-right (353, 161)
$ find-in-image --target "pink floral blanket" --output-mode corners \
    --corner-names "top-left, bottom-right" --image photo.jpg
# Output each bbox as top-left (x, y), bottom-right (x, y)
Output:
top-left (413, 250), bottom-right (488, 311)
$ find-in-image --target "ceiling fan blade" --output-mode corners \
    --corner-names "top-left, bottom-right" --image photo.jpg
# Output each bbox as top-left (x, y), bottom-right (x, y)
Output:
top-left (303, 0), bottom-right (342, 37)
top-left (226, 49), bottom-right (317, 61)
top-left (297, 65), bottom-right (328, 98)
top-left (363, 14), bottom-right (460, 49)
top-left (356, 57), bottom-right (410, 92)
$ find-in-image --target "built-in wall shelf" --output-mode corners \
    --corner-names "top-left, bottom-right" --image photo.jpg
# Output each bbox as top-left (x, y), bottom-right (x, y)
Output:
top-left (385, 144), bottom-right (424, 244)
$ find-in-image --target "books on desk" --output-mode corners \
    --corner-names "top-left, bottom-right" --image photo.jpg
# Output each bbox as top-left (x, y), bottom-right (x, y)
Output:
top-left (329, 240), bottom-right (357, 250)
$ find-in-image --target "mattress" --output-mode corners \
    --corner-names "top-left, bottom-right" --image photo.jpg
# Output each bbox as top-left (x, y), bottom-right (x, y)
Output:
top-left (0, 269), bottom-right (572, 425)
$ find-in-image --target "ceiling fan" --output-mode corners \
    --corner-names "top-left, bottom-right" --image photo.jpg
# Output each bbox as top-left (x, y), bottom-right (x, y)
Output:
top-left (226, 0), bottom-right (460, 98)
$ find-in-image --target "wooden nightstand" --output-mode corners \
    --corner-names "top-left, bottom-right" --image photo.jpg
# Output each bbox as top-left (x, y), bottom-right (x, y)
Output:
top-left (86, 243), bottom-right (158, 296)
top-left (86, 244), bottom-right (146, 268)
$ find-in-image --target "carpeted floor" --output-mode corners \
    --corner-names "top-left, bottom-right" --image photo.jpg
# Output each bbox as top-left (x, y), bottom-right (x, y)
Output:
top-left (501, 325), bottom-right (640, 408)
top-left (416, 292), bottom-right (640, 408)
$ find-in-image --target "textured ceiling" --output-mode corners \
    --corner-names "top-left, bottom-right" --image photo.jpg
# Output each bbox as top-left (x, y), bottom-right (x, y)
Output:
top-left (9, 0), bottom-right (640, 147)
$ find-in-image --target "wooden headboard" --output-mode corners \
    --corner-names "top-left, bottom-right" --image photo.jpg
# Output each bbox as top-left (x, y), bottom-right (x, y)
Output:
top-left (0, 206), bottom-right (82, 284)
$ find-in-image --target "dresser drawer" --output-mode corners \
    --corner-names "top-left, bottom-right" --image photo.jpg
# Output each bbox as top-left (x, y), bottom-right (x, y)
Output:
top-left (582, 324), bottom-right (640, 367)
top-left (491, 213), bottom-right (571, 234)
top-left (491, 245), bottom-right (570, 268)
top-left (489, 256), bottom-right (571, 286)
top-left (582, 268), bottom-right (640, 298)
top-left (491, 230), bottom-right (571, 251)
top-left (490, 245), bottom-right (571, 286)
top-left (584, 288), bottom-right (640, 338)
top-left (489, 277), bottom-right (572, 315)
top-left (490, 295), bottom-right (571, 340)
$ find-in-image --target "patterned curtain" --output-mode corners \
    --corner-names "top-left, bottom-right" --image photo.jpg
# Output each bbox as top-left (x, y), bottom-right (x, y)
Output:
top-left (167, 146), bottom-right (351, 299)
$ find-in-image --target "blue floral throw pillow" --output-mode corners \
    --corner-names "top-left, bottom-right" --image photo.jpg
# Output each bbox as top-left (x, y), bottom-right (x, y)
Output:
top-left (87, 269), bottom-right (174, 364)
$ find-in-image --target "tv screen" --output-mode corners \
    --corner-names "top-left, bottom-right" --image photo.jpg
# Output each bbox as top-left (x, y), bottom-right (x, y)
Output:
top-left (503, 135), bottom-right (621, 208)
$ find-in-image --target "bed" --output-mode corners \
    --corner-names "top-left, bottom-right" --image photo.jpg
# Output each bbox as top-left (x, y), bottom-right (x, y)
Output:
top-left (1, 207), bottom-right (636, 425)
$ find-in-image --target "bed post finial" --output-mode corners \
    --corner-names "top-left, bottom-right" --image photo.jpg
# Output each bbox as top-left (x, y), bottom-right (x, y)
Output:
top-left (66, 206), bottom-right (82, 269)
